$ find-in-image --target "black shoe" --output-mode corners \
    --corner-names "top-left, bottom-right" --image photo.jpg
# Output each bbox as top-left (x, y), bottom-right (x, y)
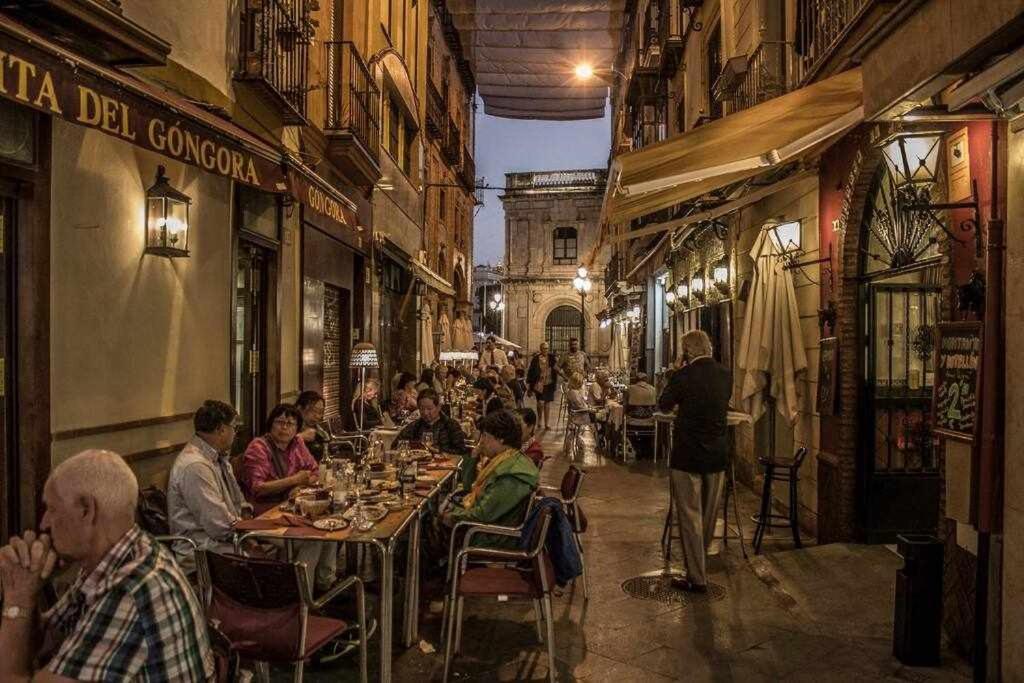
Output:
top-left (670, 577), bottom-right (708, 593)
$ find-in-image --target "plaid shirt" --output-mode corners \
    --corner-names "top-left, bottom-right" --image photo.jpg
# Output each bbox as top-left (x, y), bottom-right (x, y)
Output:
top-left (43, 525), bottom-right (214, 681)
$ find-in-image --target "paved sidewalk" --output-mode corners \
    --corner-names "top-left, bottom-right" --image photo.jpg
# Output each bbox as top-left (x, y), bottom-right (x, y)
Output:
top-left (283, 418), bottom-right (973, 682)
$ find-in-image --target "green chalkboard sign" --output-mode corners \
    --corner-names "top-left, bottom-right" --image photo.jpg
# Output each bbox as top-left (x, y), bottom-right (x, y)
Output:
top-left (932, 321), bottom-right (982, 442)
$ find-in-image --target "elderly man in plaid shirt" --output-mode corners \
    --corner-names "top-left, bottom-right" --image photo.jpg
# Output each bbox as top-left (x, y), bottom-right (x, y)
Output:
top-left (0, 449), bottom-right (214, 681)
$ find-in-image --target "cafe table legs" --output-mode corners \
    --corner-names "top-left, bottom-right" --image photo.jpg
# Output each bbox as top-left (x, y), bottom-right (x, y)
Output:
top-left (403, 514), bottom-right (422, 646)
top-left (370, 539), bottom-right (394, 682)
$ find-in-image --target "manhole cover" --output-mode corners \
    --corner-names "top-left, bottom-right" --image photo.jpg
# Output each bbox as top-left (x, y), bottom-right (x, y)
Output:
top-left (621, 574), bottom-right (726, 605)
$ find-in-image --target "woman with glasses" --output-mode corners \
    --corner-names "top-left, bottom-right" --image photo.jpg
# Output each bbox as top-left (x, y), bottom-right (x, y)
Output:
top-left (240, 403), bottom-right (337, 592)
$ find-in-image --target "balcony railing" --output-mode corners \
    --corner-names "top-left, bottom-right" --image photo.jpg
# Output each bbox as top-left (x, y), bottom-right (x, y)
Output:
top-left (443, 119), bottom-right (461, 165)
top-left (325, 41), bottom-right (380, 164)
top-left (630, 96), bottom-right (668, 152)
top-left (426, 80), bottom-right (446, 140)
top-left (238, 0), bottom-right (312, 123)
top-left (732, 41), bottom-right (792, 112)
top-left (459, 144), bottom-right (475, 190)
top-left (795, 0), bottom-right (873, 84)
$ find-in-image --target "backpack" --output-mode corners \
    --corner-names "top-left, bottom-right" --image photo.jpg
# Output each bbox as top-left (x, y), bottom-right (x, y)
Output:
top-left (136, 485), bottom-right (170, 536)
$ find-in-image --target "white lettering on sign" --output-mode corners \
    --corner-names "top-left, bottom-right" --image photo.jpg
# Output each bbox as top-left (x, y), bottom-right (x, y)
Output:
top-left (306, 184), bottom-right (349, 226)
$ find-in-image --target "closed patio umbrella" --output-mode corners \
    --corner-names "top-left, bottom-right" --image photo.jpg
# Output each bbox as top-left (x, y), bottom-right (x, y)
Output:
top-left (735, 230), bottom-right (807, 425)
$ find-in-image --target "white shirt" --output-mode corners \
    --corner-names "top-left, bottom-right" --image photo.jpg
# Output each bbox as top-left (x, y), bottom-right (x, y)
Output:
top-left (478, 347), bottom-right (509, 369)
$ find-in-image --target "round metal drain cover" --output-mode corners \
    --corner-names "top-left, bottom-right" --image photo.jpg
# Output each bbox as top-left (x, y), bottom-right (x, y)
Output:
top-left (621, 574), bottom-right (726, 605)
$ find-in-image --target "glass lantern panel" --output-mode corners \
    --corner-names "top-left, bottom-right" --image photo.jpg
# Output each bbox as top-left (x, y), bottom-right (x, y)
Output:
top-left (905, 134), bottom-right (943, 185)
top-left (166, 199), bottom-right (188, 251)
top-left (146, 197), bottom-right (167, 247)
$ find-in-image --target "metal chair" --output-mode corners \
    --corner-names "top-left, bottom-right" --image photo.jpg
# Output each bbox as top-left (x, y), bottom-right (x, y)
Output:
top-left (540, 465), bottom-right (589, 600)
top-left (621, 402), bottom-right (656, 463)
top-left (442, 506), bottom-right (556, 683)
top-left (199, 549), bottom-right (368, 683)
top-left (752, 447), bottom-right (809, 554)
top-left (563, 408), bottom-right (596, 461)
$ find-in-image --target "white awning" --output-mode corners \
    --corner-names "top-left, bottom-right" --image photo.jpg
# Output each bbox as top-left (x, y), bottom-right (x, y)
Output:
top-left (606, 68), bottom-right (864, 222)
top-left (411, 260), bottom-right (456, 297)
top-left (448, 0), bottom-right (624, 120)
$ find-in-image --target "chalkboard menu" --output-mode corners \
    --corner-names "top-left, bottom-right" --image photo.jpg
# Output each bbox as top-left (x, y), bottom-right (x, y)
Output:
top-left (816, 337), bottom-right (838, 416)
top-left (932, 321), bottom-right (982, 442)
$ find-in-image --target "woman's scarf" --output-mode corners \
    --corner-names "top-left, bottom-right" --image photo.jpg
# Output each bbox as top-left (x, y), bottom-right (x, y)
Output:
top-left (462, 447), bottom-right (518, 509)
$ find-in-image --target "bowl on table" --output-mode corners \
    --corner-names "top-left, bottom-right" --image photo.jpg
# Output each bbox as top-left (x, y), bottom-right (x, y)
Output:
top-left (296, 495), bottom-right (331, 518)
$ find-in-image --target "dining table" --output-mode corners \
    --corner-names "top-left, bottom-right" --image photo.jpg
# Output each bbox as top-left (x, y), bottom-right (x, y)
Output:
top-left (233, 454), bottom-right (462, 682)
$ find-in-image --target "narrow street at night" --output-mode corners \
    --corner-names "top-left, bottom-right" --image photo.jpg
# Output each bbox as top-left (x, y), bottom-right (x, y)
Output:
top-left (1, 0), bottom-right (1023, 681)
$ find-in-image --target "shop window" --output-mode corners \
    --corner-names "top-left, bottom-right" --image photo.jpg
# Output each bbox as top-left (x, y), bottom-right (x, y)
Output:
top-left (553, 227), bottom-right (578, 264)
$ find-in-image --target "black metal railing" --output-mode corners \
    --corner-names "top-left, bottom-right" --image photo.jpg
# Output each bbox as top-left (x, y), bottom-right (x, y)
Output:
top-left (796, 0), bottom-right (872, 83)
top-left (238, 0), bottom-right (312, 122)
top-left (460, 143), bottom-right (475, 189)
top-left (325, 41), bottom-right (380, 162)
top-left (630, 96), bottom-right (668, 152)
top-left (732, 41), bottom-right (792, 112)
top-left (443, 118), bottom-right (461, 165)
top-left (426, 80), bottom-right (446, 140)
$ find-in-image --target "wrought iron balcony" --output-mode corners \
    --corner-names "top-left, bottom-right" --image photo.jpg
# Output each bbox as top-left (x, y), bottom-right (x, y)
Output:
top-left (443, 119), bottom-right (461, 165)
top-left (731, 41), bottom-right (793, 112)
top-left (426, 80), bottom-right (446, 141)
top-left (459, 143), bottom-right (475, 190)
top-left (237, 0), bottom-right (313, 123)
top-left (795, 0), bottom-right (873, 84)
top-left (324, 41), bottom-right (381, 186)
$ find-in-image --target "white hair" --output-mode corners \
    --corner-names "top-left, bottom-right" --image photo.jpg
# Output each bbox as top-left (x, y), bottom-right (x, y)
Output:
top-left (681, 330), bottom-right (713, 360)
top-left (49, 449), bottom-right (138, 520)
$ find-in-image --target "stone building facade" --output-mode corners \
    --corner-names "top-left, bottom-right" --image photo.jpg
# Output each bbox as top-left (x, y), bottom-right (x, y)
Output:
top-left (500, 170), bottom-right (611, 360)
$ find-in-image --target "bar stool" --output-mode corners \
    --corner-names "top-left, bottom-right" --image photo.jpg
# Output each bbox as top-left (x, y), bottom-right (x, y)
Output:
top-left (752, 447), bottom-right (808, 554)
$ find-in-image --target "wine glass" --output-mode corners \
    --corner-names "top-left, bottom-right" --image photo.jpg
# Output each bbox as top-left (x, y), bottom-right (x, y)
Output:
top-left (422, 430), bottom-right (434, 453)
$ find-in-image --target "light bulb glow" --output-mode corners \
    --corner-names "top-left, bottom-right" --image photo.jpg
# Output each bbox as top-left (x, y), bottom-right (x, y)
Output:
top-left (574, 63), bottom-right (594, 80)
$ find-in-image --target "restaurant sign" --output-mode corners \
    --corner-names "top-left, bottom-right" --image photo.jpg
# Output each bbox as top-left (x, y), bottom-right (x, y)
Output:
top-left (0, 32), bottom-right (286, 192)
top-left (932, 321), bottom-right (982, 442)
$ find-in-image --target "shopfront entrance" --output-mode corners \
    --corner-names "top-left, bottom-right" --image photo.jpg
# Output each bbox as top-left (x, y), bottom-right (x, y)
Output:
top-left (545, 305), bottom-right (581, 356)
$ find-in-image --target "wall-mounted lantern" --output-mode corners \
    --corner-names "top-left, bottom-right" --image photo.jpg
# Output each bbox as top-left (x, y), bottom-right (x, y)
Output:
top-left (764, 219), bottom-right (802, 257)
top-left (713, 255), bottom-right (730, 294)
top-left (878, 130), bottom-right (943, 189)
top-left (675, 281), bottom-right (689, 306)
top-left (691, 272), bottom-right (705, 302)
top-left (145, 165), bottom-right (191, 257)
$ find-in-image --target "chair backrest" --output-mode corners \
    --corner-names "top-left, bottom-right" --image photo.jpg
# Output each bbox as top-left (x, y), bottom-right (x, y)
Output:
top-left (202, 550), bottom-right (304, 609)
top-left (136, 485), bottom-right (170, 536)
top-left (522, 504), bottom-right (553, 559)
top-left (559, 465), bottom-right (585, 502)
top-left (791, 446), bottom-right (809, 470)
top-left (201, 550), bottom-right (309, 663)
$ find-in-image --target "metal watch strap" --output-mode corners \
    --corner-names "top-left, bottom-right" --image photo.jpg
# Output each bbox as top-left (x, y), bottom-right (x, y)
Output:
top-left (2, 605), bottom-right (30, 619)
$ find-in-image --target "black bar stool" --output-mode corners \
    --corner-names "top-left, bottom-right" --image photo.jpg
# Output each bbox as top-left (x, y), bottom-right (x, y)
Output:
top-left (752, 447), bottom-right (808, 554)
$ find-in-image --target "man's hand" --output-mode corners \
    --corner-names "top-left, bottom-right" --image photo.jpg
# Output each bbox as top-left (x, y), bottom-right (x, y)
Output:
top-left (0, 531), bottom-right (58, 610)
top-left (293, 470), bottom-right (313, 487)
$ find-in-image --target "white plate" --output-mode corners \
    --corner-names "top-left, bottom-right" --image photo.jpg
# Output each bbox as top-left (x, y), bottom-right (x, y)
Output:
top-left (312, 517), bottom-right (349, 531)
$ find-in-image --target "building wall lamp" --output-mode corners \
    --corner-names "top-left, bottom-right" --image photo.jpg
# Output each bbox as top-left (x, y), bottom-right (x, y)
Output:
top-left (764, 218), bottom-right (835, 289)
top-left (145, 165), bottom-right (190, 258)
top-left (877, 130), bottom-right (983, 258)
top-left (713, 255), bottom-right (730, 294)
top-left (691, 272), bottom-right (705, 302)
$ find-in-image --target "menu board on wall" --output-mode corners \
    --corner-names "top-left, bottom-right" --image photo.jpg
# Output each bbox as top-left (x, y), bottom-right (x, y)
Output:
top-left (816, 337), bottom-right (838, 416)
top-left (932, 321), bottom-right (982, 442)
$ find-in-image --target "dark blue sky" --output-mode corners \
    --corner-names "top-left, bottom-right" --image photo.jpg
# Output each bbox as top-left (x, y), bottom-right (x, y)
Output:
top-left (472, 102), bottom-right (611, 266)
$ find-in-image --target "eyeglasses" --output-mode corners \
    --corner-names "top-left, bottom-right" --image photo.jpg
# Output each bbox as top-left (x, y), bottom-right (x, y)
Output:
top-left (272, 418), bottom-right (298, 429)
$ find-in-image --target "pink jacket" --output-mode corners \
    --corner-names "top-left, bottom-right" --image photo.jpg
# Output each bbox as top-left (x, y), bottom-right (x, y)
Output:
top-left (241, 436), bottom-right (318, 502)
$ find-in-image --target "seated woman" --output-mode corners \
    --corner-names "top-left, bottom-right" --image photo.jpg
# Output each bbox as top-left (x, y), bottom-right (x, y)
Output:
top-left (442, 410), bottom-right (539, 546)
top-left (241, 403), bottom-right (336, 590)
top-left (517, 407), bottom-right (545, 468)
top-left (588, 370), bottom-right (612, 407)
top-left (295, 390), bottom-right (330, 462)
top-left (390, 372), bottom-right (419, 423)
top-left (565, 372), bottom-right (593, 425)
top-left (352, 378), bottom-right (386, 431)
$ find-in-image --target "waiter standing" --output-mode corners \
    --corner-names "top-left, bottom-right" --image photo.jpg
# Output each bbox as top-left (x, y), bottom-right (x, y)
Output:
top-left (657, 330), bottom-right (731, 593)
top-left (478, 335), bottom-right (509, 369)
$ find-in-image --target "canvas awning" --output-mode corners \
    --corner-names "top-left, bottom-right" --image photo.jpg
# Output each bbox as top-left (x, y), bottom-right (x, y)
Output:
top-left (411, 260), bottom-right (456, 297)
top-left (605, 68), bottom-right (864, 223)
top-left (448, 0), bottom-right (625, 120)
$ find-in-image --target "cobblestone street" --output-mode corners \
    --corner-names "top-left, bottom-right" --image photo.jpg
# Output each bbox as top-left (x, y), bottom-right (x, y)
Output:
top-left (291, 410), bottom-right (972, 682)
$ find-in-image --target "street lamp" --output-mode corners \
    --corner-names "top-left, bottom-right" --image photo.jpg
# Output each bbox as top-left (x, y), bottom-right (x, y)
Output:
top-left (487, 289), bottom-right (504, 335)
top-left (573, 265), bottom-right (593, 351)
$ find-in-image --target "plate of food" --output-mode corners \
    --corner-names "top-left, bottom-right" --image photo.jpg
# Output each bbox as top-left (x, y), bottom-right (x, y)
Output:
top-left (312, 517), bottom-right (349, 531)
top-left (343, 504), bottom-right (388, 523)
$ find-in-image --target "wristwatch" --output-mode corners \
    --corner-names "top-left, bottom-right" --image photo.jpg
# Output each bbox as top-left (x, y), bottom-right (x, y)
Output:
top-left (2, 605), bottom-right (31, 619)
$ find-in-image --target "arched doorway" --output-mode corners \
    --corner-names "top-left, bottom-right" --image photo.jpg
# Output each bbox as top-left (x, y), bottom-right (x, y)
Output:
top-left (545, 305), bottom-right (581, 355)
top-left (453, 264), bottom-right (466, 303)
top-left (855, 159), bottom-right (947, 541)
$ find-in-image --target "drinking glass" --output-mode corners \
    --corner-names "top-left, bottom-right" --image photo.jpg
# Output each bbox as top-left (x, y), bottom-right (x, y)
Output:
top-left (422, 430), bottom-right (434, 452)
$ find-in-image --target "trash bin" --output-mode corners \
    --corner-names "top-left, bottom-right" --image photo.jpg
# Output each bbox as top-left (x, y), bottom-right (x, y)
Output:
top-left (893, 534), bottom-right (943, 666)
